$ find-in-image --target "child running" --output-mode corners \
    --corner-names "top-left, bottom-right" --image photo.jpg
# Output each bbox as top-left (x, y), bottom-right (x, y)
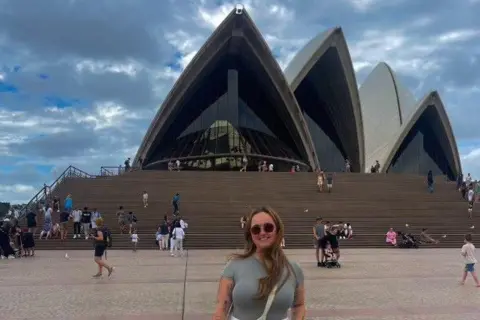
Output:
top-left (131, 229), bottom-right (139, 252)
top-left (460, 234), bottom-right (480, 287)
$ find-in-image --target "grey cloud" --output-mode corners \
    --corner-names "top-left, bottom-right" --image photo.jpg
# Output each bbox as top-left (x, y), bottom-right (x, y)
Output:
top-left (437, 53), bottom-right (480, 88)
top-left (445, 93), bottom-right (480, 140)
top-left (0, 165), bottom-right (49, 187)
top-left (0, 0), bottom-right (177, 64)
top-left (6, 63), bottom-right (157, 109)
top-left (8, 127), bottom-right (100, 158)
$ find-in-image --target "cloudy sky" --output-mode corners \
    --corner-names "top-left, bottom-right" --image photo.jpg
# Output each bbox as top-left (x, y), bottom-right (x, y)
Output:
top-left (1, 0), bottom-right (479, 203)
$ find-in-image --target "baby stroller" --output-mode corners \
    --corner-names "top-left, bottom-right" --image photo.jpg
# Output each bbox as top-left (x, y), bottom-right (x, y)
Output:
top-left (321, 244), bottom-right (341, 268)
top-left (398, 232), bottom-right (419, 249)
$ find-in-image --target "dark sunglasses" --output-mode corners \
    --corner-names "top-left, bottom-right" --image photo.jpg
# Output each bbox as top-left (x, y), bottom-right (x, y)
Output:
top-left (251, 223), bottom-right (275, 235)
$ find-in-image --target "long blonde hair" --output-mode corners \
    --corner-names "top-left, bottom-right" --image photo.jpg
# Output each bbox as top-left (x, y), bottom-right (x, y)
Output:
top-left (232, 207), bottom-right (292, 300)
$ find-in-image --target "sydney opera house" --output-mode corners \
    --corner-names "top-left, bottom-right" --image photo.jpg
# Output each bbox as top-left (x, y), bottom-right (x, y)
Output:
top-left (134, 8), bottom-right (461, 180)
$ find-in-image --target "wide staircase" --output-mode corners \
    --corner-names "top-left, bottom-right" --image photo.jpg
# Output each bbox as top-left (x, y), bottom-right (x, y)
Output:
top-left (28, 171), bottom-right (476, 250)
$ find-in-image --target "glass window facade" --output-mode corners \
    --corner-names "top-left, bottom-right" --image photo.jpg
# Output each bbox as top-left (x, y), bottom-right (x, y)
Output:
top-left (387, 106), bottom-right (456, 180)
top-left (293, 47), bottom-right (359, 172)
top-left (147, 68), bottom-right (309, 171)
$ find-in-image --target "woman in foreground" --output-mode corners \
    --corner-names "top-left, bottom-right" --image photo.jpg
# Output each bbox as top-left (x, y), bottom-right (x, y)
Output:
top-left (213, 207), bottom-right (305, 320)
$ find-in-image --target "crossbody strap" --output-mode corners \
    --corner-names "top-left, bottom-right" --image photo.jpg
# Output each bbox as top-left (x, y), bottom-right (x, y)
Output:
top-left (227, 284), bottom-right (279, 320)
top-left (257, 284), bottom-right (279, 320)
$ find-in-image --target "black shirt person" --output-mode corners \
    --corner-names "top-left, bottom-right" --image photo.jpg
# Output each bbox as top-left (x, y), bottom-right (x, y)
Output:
top-left (81, 207), bottom-right (92, 239)
top-left (26, 211), bottom-right (37, 233)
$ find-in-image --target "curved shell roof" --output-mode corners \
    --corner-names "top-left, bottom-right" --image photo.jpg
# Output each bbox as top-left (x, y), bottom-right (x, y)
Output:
top-left (134, 7), bottom-right (460, 177)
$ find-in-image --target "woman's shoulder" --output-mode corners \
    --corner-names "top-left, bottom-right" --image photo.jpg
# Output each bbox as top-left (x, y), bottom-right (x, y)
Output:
top-left (287, 260), bottom-right (304, 285)
top-left (288, 260), bottom-right (302, 273)
top-left (222, 256), bottom-right (255, 276)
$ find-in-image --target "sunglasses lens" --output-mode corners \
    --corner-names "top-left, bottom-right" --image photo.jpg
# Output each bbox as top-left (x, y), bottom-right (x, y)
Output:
top-left (251, 225), bottom-right (261, 235)
top-left (264, 223), bottom-right (274, 233)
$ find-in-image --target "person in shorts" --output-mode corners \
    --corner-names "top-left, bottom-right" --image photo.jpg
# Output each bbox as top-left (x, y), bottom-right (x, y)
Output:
top-left (460, 234), bottom-right (480, 287)
top-left (59, 211), bottom-right (70, 241)
top-left (326, 172), bottom-right (333, 193)
top-left (313, 217), bottom-right (326, 267)
top-left (91, 218), bottom-right (114, 279)
top-left (127, 211), bottom-right (137, 234)
top-left (26, 211), bottom-right (37, 235)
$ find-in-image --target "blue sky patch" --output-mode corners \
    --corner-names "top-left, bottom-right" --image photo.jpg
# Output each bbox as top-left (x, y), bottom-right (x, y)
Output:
top-left (0, 82), bottom-right (18, 93)
top-left (43, 96), bottom-right (82, 108)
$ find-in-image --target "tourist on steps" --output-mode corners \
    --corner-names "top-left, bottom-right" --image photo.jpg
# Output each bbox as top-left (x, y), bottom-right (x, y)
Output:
top-left (81, 207), bottom-right (92, 240)
top-left (157, 221), bottom-right (169, 250)
top-left (467, 186), bottom-right (475, 219)
top-left (386, 228), bottom-right (397, 246)
top-left (90, 208), bottom-right (101, 230)
top-left (64, 194), bottom-right (73, 213)
top-left (345, 159), bottom-right (351, 172)
top-left (420, 228), bottom-right (439, 244)
top-left (317, 169), bottom-right (325, 192)
top-left (240, 215), bottom-right (247, 229)
top-left (213, 207), bottom-right (305, 320)
top-left (172, 193), bottom-right (180, 215)
top-left (127, 211), bottom-right (138, 234)
top-left (427, 170), bottom-right (434, 193)
top-left (116, 206), bottom-right (128, 234)
top-left (71, 207), bottom-right (82, 239)
top-left (142, 191), bottom-right (149, 208)
top-left (326, 172), bottom-right (334, 193)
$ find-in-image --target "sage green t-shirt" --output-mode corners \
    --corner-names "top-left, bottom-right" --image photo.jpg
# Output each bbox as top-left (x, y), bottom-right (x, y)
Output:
top-left (222, 255), bottom-right (304, 320)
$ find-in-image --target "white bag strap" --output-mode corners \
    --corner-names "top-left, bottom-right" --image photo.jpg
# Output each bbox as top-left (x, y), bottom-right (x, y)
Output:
top-left (227, 283), bottom-right (279, 320)
top-left (257, 284), bottom-right (279, 320)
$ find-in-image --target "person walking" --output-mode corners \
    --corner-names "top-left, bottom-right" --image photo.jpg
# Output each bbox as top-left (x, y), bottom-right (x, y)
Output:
top-left (91, 218), bottom-right (114, 278)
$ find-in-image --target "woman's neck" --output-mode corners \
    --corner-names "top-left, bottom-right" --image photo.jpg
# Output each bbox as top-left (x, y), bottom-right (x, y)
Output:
top-left (255, 250), bottom-right (264, 259)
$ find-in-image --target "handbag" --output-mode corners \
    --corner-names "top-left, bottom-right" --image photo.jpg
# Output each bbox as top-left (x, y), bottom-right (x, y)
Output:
top-left (228, 284), bottom-right (279, 320)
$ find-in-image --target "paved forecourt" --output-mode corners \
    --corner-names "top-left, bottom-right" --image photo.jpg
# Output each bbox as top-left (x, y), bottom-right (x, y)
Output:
top-left (1, 249), bottom-right (479, 320)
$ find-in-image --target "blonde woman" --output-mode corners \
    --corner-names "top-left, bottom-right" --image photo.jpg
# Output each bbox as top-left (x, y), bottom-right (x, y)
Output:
top-left (213, 207), bottom-right (305, 320)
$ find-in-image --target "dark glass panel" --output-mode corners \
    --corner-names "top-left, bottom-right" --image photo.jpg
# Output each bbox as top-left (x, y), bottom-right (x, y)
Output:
top-left (294, 47), bottom-right (357, 171)
top-left (304, 113), bottom-right (345, 172)
top-left (387, 106), bottom-right (455, 180)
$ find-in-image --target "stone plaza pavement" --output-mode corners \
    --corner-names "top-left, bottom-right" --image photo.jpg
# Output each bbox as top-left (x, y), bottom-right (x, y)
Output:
top-left (0, 249), bottom-right (480, 320)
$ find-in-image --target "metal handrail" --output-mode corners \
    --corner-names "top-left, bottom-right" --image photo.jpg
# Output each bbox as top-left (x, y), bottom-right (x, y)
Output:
top-left (100, 166), bottom-right (126, 176)
top-left (18, 165), bottom-right (95, 220)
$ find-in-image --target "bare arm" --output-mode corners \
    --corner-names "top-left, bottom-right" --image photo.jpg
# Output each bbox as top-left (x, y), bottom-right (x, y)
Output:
top-left (312, 226), bottom-right (318, 239)
top-left (93, 230), bottom-right (104, 241)
top-left (291, 283), bottom-right (306, 320)
top-left (212, 277), bottom-right (233, 320)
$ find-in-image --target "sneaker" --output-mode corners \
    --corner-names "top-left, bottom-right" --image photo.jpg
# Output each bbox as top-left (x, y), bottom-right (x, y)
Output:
top-left (1, 255), bottom-right (5, 260)
top-left (7, 255), bottom-right (15, 259)
top-left (92, 273), bottom-right (102, 278)
top-left (107, 267), bottom-right (114, 277)
top-left (85, 236), bottom-right (89, 240)
top-left (73, 235), bottom-right (76, 239)
top-left (317, 261), bottom-right (321, 267)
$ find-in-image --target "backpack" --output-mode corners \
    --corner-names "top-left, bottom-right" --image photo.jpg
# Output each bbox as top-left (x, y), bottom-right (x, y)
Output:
top-left (102, 227), bottom-right (112, 247)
